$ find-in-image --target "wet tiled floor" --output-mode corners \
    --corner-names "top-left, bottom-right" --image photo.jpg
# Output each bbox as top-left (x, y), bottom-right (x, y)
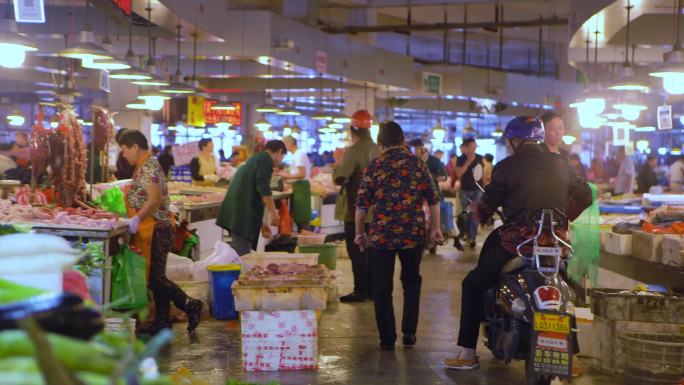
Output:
top-left (159, 243), bottom-right (625, 384)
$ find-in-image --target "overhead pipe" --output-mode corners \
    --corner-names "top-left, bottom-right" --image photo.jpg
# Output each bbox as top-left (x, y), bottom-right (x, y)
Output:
top-left (321, 15), bottom-right (567, 34)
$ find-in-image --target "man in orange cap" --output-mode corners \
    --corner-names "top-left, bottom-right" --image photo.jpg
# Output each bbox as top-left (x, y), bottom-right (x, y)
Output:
top-left (333, 110), bottom-right (379, 302)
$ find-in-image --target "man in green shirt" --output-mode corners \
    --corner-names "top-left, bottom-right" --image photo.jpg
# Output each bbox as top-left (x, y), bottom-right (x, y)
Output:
top-left (216, 140), bottom-right (287, 256)
top-left (333, 110), bottom-right (380, 302)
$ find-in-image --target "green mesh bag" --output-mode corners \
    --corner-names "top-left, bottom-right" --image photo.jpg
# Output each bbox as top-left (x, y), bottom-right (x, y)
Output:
top-left (93, 187), bottom-right (127, 217)
top-left (568, 183), bottom-right (601, 285)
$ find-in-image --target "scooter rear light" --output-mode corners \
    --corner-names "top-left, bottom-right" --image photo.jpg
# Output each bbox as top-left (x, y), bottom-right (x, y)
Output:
top-left (534, 286), bottom-right (562, 311)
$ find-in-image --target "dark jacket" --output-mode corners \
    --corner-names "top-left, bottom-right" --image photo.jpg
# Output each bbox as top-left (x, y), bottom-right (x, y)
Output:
top-left (115, 151), bottom-right (134, 180)
top-left (216, 152), bottom-right (273, 249)
top-left (158, 153), bottom-right (175, 177)
top-left (477, 144), bottom-right (592, 252)
top-left (636, 163), bottom-right (657, 194)
top-left (333, 134), bottom-right (379, 222)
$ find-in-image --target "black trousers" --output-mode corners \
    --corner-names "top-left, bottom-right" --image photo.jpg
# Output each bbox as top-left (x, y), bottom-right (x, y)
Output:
top-left (343, 222), bottom-right (371, 295)
top-left (149, 225), bottom-right (192, 325)
top-left (458, 229), bottom-right (513, 349)
top-left (370, 245), bottom-right (424, 345)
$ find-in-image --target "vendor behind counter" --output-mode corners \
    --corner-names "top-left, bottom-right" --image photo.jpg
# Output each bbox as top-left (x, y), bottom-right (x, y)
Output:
top-left (190, 139), bottom-right (219, 186)
top-left (282, 135), bottom-right (312, 230)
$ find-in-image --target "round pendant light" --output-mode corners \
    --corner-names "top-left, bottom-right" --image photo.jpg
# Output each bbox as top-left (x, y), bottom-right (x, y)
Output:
top-left (162, 24), bottom-right (196, 95)
top-left (0, 17), bottom-right (37, 68)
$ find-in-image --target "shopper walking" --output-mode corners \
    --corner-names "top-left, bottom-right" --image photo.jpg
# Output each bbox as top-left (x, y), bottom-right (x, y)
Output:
top-left (355, 121), bottom-right (444, 350)
top-left (283, 136), bottom-right (312, 231)
top-left (454, 138), bottom-right (483, 249)
top-left (333, 110), bottom-right (379, 303)
top-left (190, 139), bottom-right (219, 186)
top-left (216, 140), bottom-right (287, 256)
top-left (637, 155), bottom-right (658, 194)
top-left (613, 146), bottom-right (635, 195)
top-left (118, 130), bottom-right (203, 335)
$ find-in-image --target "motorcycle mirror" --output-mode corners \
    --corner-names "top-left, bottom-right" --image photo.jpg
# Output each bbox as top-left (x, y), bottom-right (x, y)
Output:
top-left (472, 163), bottom-right (483, 182)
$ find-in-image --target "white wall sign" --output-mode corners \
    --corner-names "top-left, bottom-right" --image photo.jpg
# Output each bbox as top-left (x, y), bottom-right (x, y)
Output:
top-left (13, 0), bottom-right (45, 23)
top-left (99, 70), bottom-right (110, 93)
top-left (657, 105), bottom-right (673, 130)
top-left (315, 51), bottom-right (327, 74)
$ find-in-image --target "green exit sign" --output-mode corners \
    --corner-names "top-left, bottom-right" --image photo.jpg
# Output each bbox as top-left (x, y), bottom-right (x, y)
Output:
top-left (423, 72), bottom-right (442, 94)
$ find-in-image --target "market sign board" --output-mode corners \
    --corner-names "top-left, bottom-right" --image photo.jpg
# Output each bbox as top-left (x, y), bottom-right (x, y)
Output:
top-left (423, 72), bottom-right (442, 94)
top-left (315, 51), bottom-right (327, 74)
top-left (14, 0), bottom-right (45, 23)
top-left (204, 100), bottom-right (242, 126)
top-left (99, 70), bottom-right (110, 93)
top-left (187, 96), bottom-right (206, 127)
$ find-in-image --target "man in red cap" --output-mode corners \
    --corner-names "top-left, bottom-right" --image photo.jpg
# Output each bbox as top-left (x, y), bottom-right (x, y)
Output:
top-left (333, 110), bottom-right (379, 302)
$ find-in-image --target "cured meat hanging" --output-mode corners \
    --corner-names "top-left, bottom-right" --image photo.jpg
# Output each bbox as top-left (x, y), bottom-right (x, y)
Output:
top-left (29, 109), bottom-right (49, 178)
top-left (51, 108), bottom-right (87, 207)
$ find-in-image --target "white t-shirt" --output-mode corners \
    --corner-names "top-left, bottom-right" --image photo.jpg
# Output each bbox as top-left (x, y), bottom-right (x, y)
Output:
top-left (290, 148), bottom-right (311, 179)
top-left (614, 156), bottom-right (635, 195)
top-left (669, 160), bottom-right (684, 192)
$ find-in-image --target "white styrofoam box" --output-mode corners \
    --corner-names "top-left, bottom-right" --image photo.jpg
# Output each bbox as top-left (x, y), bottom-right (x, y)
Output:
top-left (603, 232), bottom-right (632, 256)
top-left (320, 204), bottom-right (341, 228)
top-left (232, 281), bottom-right (328, 311)
top-left (575, 307), bottom-right (594, 358)
top-left (662, 235), bottom-right (684, 267)
top-left (241, 310), bottom-right (318, 371)
top-left (631, 230), bottom-right (664, 263)
top-left (242, 252), bottom-right (318, 270)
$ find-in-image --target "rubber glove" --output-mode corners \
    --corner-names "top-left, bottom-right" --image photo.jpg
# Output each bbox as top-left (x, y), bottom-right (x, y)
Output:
top-left (128, 215), bottom-right (141, 234)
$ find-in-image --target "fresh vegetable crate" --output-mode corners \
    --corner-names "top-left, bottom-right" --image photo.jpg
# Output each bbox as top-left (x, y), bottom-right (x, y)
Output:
top-left (240, 310), bottom-right (318, 371)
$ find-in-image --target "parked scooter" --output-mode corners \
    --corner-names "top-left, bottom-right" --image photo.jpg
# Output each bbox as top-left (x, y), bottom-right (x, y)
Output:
top-left (483, 208), bottom-right (577, 385)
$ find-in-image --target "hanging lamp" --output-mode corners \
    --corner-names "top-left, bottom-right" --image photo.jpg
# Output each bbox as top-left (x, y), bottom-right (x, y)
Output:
top-left (255, 117), bottom-right (271, 131)
top-left (256, 57), bottom-right (281, 113)
top-left (59, 1), bottom-right (112, 61)
top-left (312, 73), bottom-right (331, 120)
top-left (0, 2), bottom-right (37, 68)
top-left (277, 64), bottom-right (300, 116)
top-left (110, 14), bottom-right (152, 81)
top-left (649, 0), bottom-right (684, 94)
top-left (132, 4), bottom-right (169, 86)
top-left (82, 17), bottom-right (130, 70)
top-left (212, 56), bottom-right (236, 110)
top-left (608, 2), bottom-right (649, 93)
top-left (331, 77), bottom-right (351, 123)
top-left (162, 24), bottom-right (195, 94)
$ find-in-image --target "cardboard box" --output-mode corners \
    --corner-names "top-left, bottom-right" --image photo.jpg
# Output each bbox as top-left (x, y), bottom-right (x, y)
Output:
top-left (241, 310), bottom-right (318, 371)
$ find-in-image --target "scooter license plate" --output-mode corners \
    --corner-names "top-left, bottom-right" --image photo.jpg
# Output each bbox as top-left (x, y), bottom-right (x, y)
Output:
top-left (533, 313), bottom-right (570, 334)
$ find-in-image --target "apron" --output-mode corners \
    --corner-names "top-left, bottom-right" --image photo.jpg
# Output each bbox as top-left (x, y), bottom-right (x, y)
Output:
top-left (193, 154), bottom-right (217, 187)
top-left (125, 153), bottom-right (173, 279)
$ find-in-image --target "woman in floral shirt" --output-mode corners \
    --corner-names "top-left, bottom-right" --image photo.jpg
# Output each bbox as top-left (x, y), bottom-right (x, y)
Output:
top-left (355, 121), bottom-right (444, 350)
top-left (119, 130), bottom-right (202, 335)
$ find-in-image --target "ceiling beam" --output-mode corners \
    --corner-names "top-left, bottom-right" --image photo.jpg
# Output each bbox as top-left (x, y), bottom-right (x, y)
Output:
top-left (322, 16), bottom-right (568, 34)
top-left (321, 0), bottom-right (542, 9)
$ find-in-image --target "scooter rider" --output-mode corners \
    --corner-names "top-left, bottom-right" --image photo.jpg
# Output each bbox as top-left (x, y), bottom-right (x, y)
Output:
top-left (443, 116), bottom-right (592, 370)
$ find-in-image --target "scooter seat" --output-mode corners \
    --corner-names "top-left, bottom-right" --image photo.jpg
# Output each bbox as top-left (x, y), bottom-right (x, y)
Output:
top-left (500, 257), bottom-right (528, 275)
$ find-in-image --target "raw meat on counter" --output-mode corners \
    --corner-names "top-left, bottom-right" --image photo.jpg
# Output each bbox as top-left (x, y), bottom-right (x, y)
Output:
top-left (170, 193), bottom-right (225, 206)
top-left (51, 109), bottom-right (87, 207)
top-left (0, 200), bottom-right (120, 229)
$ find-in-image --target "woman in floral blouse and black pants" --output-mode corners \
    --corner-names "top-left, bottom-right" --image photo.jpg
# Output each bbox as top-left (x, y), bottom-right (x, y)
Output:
top-left (355, 121), bottom-right (444, 350)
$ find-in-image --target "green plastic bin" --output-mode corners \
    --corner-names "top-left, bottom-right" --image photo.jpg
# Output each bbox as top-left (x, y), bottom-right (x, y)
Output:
top-left (298, 244), bottom-right (337, 270)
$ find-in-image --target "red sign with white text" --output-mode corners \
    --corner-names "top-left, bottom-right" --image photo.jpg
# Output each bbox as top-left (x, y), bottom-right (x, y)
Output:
top-left (204, 100), bottom-right (242, 126)
top-left (110, 0), bottom-right (131, 15)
